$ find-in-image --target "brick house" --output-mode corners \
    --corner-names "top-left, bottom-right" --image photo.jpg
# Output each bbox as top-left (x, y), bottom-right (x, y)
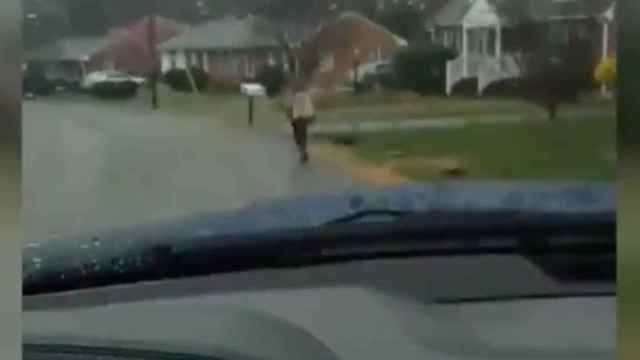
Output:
top-left (294, 11), bottom-right (408, 92)
top-left (158, 15), bottom-right (287, 89)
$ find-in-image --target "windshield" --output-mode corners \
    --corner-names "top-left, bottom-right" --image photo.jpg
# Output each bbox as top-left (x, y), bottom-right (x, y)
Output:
top-left (22, 0), bottom-right (616, 329)
top-left (20, 0), bottom-right (618, 357)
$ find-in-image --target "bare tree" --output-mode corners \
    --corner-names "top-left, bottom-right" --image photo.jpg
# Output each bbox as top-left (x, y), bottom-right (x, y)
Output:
top-left (510, 20), bottom-right (583, 121)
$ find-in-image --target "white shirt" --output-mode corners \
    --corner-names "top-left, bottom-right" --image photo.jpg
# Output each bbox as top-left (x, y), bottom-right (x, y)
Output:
top-left (290, 91), bottom-right (315, 120)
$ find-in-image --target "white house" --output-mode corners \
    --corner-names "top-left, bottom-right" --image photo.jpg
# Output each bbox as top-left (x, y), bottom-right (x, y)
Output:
top-left (426, 0), bottom-right (616, 96)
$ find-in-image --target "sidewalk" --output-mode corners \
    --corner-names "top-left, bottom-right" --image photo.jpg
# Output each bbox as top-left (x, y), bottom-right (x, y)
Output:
top-left (284, 109), bottom-right (612, 135)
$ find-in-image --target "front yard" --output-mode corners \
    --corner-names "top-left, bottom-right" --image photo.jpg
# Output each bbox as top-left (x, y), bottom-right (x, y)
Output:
top-left (139, 87), bottom-right (615, 182)
top-left (311, 91), bottom-right (615, 123)
top-left (317, 114), bottom-right (616, 182)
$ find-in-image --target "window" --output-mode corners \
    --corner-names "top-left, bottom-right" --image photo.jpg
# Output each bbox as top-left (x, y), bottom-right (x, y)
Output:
top-left (319, 52), bottom-right (334, 73)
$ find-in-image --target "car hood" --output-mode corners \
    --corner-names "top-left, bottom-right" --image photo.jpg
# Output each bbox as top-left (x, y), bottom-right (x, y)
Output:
top-left (23, 181), bottom-right (614, 281)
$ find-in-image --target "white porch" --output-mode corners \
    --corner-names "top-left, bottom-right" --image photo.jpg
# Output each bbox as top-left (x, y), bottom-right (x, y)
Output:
top-left (442, 0), bottom-right (521, 96)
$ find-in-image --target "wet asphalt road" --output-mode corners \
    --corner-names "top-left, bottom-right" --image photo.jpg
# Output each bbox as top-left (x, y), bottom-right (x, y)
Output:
top-left (23, 98), bottom-right (358, 242)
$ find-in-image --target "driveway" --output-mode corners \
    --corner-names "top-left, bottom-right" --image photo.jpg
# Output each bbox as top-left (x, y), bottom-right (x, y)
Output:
top-left (23, 98), bottom-right (359, 242)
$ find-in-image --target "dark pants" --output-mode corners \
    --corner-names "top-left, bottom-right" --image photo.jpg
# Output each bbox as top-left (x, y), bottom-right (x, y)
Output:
top-left (291, 117), bottom-right (310, 160)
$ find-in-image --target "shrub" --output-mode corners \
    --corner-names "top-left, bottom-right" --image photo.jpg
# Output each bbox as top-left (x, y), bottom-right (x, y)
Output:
top-left (163, 67), bottom-right (209, 93)
top-left (392, 45), bottom-right (457, 95)
top-left (594, 56), bottom-right (617, 88)
top-left (92, 81), bottom-right (138, 99)
top-left (23, 73), bottom-right (54, 96)
top-left (256, 64), bottom-right (286, 97)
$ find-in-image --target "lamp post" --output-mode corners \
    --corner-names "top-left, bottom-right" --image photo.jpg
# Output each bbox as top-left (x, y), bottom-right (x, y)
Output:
top-left (147, 0), bottom-right (158, 109)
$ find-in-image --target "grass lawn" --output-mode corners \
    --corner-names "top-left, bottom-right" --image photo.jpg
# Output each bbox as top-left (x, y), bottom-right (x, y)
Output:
top-left (312, 91), bottom-right (616, 123)
top-left (144, 87), bottom-right (615, 129)
top-left (339, 115), bottom-right (616, 181)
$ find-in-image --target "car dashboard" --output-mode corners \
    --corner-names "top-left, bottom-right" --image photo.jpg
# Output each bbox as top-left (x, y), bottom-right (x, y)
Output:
top-left (23, 255), bottom-right (616, 360)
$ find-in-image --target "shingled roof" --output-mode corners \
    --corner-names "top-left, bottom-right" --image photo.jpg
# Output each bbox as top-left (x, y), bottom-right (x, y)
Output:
top-left (25, 37), bottom-right (110, 61)
top-left (426, 0), bottom-right (615, 27)
top-left (158, 15), bottom-right (280, 51)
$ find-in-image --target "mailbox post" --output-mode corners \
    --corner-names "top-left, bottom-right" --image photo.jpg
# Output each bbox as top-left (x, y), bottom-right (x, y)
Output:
top-left (240, 83), bottom-right (266, 126)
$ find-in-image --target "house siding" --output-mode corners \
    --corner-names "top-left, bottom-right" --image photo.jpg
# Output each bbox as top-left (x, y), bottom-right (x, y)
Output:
top-left (296, 14), bottom-right (406, 91)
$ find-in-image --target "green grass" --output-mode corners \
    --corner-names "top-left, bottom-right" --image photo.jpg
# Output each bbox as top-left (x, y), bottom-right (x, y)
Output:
top-left (348, 115), bottom-right (616, 181)
top-left (313, 91), bottom-right (615, 123)
top-left (142, 87), bottom-right (615, 133)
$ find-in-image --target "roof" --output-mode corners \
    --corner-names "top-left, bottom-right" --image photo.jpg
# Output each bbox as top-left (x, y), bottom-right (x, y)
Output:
top-left (492, 0), bottom-right (615, 22)
top-left (24, 37), bottom-right (110, 61)
top-left (426, 0), bottom-right (475, 28)
top-left (337, 11), bottom-right (408, 46)
top-left (426, 0), bottom-right (615, 27)
top-left (158, 15), bottom-right (281, 51)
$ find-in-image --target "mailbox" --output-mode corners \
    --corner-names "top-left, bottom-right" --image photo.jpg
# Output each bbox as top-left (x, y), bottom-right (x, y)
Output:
top-left (240, 83), bottom-right (266, 97)
top-left (240, 83), bottom-right (266, 126)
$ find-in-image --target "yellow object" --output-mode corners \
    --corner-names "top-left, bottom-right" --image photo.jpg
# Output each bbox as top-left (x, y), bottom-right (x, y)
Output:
top-left (594, 56), bottom-right (617, 86)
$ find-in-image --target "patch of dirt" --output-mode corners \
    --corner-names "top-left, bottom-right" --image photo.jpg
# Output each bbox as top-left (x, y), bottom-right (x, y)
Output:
top-left (391, 156), bottom-right (468, 178)
top-left (311, 143), bottom-right (468, 184)
top-left (310, 143), bottom-right (411, 186)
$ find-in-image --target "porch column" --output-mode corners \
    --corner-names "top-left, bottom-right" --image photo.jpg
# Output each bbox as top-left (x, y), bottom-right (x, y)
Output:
top-left (495, 23), bottom-right (502, 59)
top-left (602, 21), bottom-right (610, 60)
top-left (203, 52), bottom-right (210, 72)
top-left (462, 24), bottom-right (469, 77)
top-left (601, 21), bottom-right (610, 96)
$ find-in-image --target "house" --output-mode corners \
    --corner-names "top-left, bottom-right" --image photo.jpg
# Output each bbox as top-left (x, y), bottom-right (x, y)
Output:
top-left (24, 36), bottom-right (111, 87)
top-left (425, 0), bottom-right (616, 96)
top-left (24, 16), bottom-right (183, 86)
top-left (158, 15), bottom-right (287, 88)
top-left (92, 16), bottom-right (183, 76)
top-left (294, 11), bottom-right (408, 92)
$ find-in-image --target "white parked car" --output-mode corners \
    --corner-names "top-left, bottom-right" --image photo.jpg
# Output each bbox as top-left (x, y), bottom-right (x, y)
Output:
top-left (82, 70), bottom-right (146, 98)
top-left (81, 70), bottom-right (146, 91)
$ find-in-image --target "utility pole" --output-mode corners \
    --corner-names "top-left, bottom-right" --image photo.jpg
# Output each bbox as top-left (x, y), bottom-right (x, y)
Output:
top-left (147, 0), bottom-right (158, 109)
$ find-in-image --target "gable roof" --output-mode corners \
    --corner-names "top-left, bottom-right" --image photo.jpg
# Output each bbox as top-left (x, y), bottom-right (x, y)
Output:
top-left (158, 15), bottom-right (280, 51)
top-left (337, 11), bottom-right (408, 46)
top-left (426, 0), bottom-right (475, 27)
top-left (427, 0), bottom-right (615, 27)
top-left (491, 0), bottom-right (615, 22)
top-left (25, 37), bottom-right (110, 61)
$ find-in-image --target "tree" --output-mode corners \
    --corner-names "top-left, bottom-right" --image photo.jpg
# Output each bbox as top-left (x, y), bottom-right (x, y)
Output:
top-left (511, 21), bottom-right (583, 120)
top-left (393, 45), bottom-right (456, 95)
top-left (376, 3), bottom-right (424, 42)
top-left (23, 0), bottom-right (70, 49)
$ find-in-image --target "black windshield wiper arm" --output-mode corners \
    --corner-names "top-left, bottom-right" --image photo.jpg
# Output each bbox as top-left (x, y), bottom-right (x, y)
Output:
top-left (323, 209), bottom-right (414, 225)
top-left (24, 210), bottom-right (615, 296)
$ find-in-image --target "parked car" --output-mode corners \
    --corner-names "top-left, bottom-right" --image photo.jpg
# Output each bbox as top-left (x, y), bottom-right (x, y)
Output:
top-left (22, 63), bottom-right (55, 98)
top-left (357, 60), bottom-right (398, 91)
top-left (82, 70), bottom-right (146, 98)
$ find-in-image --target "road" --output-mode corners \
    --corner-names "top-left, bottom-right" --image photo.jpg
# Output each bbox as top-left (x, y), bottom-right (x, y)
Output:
top-left (23, 98), bottom-right (359, 242)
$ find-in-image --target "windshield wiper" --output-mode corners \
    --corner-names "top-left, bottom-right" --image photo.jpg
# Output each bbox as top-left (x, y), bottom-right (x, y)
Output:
top-left (23, 210), bottom-right (615, 295)
top-left (323, 209), bottom-right (413, 225)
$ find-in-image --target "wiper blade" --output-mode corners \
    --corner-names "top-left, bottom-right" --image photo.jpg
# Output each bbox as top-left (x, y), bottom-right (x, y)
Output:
top-left (323, 209), bottom-right (413, 225)
top-left (23, 210), bottom-right (615, 295)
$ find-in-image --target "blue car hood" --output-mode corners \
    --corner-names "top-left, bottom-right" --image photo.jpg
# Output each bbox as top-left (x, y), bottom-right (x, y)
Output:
top-left (24, 181), bottom-right (615, 278)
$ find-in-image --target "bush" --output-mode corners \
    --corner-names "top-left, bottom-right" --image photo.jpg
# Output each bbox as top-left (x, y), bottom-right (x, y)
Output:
top-left (594, 56), bottom-right (617, 88)
top-left (92, 81), bottom-right (138, 99)
top-left (163, 67), bottom-right (209, 93)
top-left (256, 64), bottom-right (285, 97)
top-left (23, 73), bottom-right (54, 96)
top-left (392, 45), bottom-right (457, 95)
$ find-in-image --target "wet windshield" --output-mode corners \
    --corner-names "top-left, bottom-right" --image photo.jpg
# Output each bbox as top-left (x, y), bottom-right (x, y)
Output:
top-left (22, 0), bottom-right (616, 276)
